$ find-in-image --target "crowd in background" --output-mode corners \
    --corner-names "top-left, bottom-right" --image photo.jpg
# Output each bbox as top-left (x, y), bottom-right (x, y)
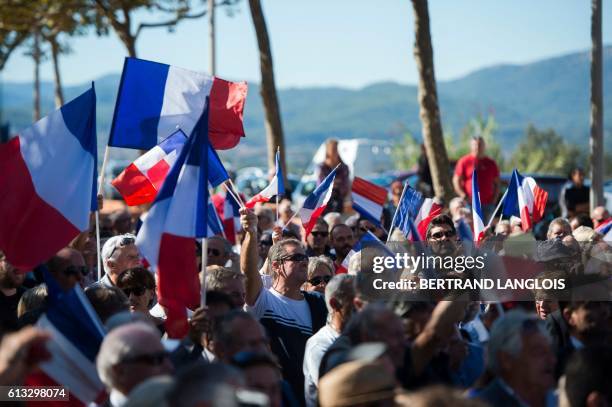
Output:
top-left (0, 138), bottom-right (610, 407)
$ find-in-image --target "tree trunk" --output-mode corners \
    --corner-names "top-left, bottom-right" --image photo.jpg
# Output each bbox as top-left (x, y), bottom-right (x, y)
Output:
top-left (32, 31), bottom-right (41, 121)
top-left (248, 0), bottom-right (287, 192)
top-left (50, 37), bottom-right (64, 107)
top-left (589, 0), bottom-right (603, 210)
top-left (411, 0), bottom-right (453, 203)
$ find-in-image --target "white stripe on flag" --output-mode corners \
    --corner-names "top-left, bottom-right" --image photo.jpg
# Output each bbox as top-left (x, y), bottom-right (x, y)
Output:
top-left (133, 146), bottom-right (167, 173)
top-left (352, 193), bottom-right (383, 220)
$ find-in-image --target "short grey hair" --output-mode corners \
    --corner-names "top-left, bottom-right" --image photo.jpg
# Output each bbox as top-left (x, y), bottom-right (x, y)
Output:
top-left (324, 274), bottom-right (355, 314)
top-left (207, 236), bottom-right (233, 255)
top-left (487, 310), bottom-right (550, 374)
top-left (206, 265), bottom-right (244, 290)
top-left (96, 322), bottom-right (160, 389)
top-left (495, 220), bottom-right (511, 234)
top-left (101, 233), bottom-right (136, 272)
top-left (307, 256), bottom-right (334, 280)
top-left (547, 217), bottom-right (572, 239)
top-left (267, 238), bottom-right (302, 279)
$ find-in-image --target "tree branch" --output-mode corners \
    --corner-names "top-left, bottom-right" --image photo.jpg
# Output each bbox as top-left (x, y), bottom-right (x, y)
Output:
top-left (135, 8), bottom-right (207, 38)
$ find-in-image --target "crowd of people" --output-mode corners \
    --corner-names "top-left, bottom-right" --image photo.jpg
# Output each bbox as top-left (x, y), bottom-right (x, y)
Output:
top-left (0, 138), bottom-right (610, 407)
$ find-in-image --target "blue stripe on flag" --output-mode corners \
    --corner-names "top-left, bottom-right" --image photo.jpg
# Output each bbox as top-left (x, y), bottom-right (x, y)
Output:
top-left (43, 270), bottom-right (105, 362)
top-left (208, 144), bottom-right (230, 187)
top-left (393, 186), bottom-right (424, 237)
top-left (207, 200), bottom-right (224, 235)
top-left (108, 58), bottom-right (169, 149)
top-left (59, 85), bottom-right (98, 211)
top-left (502, 169), bottom-right (524, 218)
top-left (276, 150), bottom-right (285, 195)
top-left (192, 103), bottom-right (210, 238)
top-left (159, 130), bottom-right (188, 154)
top-left (304, 167), bottom-right (337, 210)
top-left (352, 201), bottom-right (382, 226)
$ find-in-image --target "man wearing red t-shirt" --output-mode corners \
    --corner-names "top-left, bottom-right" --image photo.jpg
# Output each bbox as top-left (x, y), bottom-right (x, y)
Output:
top-left (452, 137), bottom-right (500, 220)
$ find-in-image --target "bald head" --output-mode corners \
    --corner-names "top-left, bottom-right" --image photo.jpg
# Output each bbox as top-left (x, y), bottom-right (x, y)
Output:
top-left (592, 206), bottom-right (610, 229)
top-left (46, 247), bottom-right (86, 290)
top-left (97, 322), bottom-right (171, 395)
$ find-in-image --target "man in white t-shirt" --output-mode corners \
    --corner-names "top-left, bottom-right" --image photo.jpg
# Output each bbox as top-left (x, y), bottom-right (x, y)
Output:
top-left (303, 274), bottom-right (355, 406)
top-left (240, 208), bottom-right (327, 405)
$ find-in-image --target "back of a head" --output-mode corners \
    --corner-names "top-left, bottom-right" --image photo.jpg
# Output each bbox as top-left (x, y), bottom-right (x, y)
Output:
top-left (124, 375), bottom-right (174, 407)
top-left (563, 346), bottom-right (612, 407)
top-left (318, 360), bottom-right (395, 407)
top-left (167, 362), bottom-right (242, 407)
top-left (206, 265), bottom-right (244, 291)
top-left (324, 274), bottom-right (355, 314)
top-left (85, 285), bottom-right (129, 323)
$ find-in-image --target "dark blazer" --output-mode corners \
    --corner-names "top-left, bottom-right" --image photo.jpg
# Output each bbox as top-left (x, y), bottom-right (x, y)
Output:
top-left (477, 378), bottom-right (525, 407)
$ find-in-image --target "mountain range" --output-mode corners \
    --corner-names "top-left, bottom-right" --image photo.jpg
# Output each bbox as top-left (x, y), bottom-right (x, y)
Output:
top-left (1, 46), bottom-right (610, 171)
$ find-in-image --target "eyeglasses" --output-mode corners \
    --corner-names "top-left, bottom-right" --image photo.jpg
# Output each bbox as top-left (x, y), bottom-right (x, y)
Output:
top-left (63, 265), bottom-right (89, 277)
top-left (430, 230), bottom-right (456, 240)
top-left (279, 253), bottom-right (309, 263)
top-left (207, 248), bottom-right (221, 256)
top-left (121, 351), bottom-right (169, 366)
top-left (108, 236), bottom-right (136, 258)
top-left (309, 275), bottom-right (332, 286)
top-left (311, 231), bottom-right (328, 238)
top-left (122, 286), bottom-right (146, 297)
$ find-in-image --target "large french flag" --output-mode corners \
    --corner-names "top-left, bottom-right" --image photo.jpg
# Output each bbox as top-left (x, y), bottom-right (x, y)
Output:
top-left (351, 177), bottom-right (387, 226)
top-left (471, 170), bottom-right (486, 242)
top-left (112, 129), bottom-right (229, 206)
top-left (109, 57), bottom-right (247, 150)
top-left (136, 103), bottom-right (211, 339)
top-left (26, 270), bottom-right (107, 405)
top-left (392, 185), bottom-right (442, 241)
top-left (245, 149), bottom-right (284, 208)
top-left (299, 167), bottom-right (337, 237)
top-left (0, 87), bottom-right (97, 271)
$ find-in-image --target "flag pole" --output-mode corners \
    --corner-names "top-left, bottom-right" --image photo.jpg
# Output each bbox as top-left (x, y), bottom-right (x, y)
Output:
top-left (387, 181), bottom-right (409, 243)
top-left (95, 146), bottom-right (111, 281)
top-left (224, 181), bottom-right (245, 209)
top-left (486, 188), bottom-right (508, 228)
top-left (200, 238), bottom-right (208, 307)
top-left (227, 179), bottom-right (247, 207)
top-left (275, 146), bottom-right (280, 225)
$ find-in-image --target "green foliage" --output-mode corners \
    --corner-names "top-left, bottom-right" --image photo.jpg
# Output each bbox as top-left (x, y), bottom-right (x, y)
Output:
top-left (391, 129), bottom-right (420, 170)
top-left (509, 125), bottom-right (586, 176)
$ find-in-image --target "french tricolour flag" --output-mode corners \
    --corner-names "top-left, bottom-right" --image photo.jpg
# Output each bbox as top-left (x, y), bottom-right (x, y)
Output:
top-left (223, 191), bottom-right (242, 244)
top-left (299, 167), bottom-right (337, 237)
top-left (26, 270), bottom-right (107, 405)
top-left (502, 169), bottom-right (548, 230)
top-left (136, 102), bottom-right (211, 339)
top-left (338, 231), bottom-right (389, 274)
top-left (392, 185), bottom-right (442, 241)
top-left (351, 177), bottom-right (387, 226)
top-left (112, 129), bottom-right (230, 206)
top-left (471, 170), bottom-right (486, 242)
top-left (109, 57), bottom-right (247, 150)
top-left (112, 130), bottom-right (187, 206)
top-left (245, 149), bottom-right (284, 208)
top-left (0, 86), bottom-right (97, 271)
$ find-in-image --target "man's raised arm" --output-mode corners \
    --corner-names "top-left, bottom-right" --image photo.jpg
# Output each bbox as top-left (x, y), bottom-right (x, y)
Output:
top-left (239, 208), bottom-right (262, 306)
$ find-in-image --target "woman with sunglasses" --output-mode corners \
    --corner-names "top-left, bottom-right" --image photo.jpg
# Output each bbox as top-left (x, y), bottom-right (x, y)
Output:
top-left (116, 267), bottom-right (164, 333)
top-left (303, 256), bottom-right (334, 294)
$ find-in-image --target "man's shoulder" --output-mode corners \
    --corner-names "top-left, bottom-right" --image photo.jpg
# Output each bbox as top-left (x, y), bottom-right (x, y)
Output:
top-left (477, 379), bottom-right (520, 407)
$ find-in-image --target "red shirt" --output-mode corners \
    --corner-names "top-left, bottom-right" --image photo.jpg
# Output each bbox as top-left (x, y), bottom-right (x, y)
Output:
top-left (454, 155), bottom-right (499, 204)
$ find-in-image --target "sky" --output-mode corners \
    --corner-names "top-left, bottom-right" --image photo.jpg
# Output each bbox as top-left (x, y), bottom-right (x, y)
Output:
top-left (2, 0), bottom-right (611, 89)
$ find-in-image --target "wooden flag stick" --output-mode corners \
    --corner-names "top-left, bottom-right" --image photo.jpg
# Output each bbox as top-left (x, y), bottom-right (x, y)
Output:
top-left (95, 146), bottom-right (111, 281)
top-left (200, 238), bottom-right (208, 307)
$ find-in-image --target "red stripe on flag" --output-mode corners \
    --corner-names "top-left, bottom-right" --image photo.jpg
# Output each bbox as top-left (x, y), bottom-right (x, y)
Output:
top-left (416, 202), bottom-right (443, 240)
top-left (304, 205), bottom-right (327, 237)
top-left (521, 206), bottom-right (533, 232)
top-left (157, 233), bottom-right (200, 338)
top-left (531, 186), bottom-right (548, 224)
top-left (111, 163), bottom-right (158, 206)
top-left (209, 78), bottom-right (248, 150)
top-left (0, 137), bottom-right (81, 271)
top-left (245, 193), bottom-right (272, 209)
top-left (351, 177), bottom-right (387, 205)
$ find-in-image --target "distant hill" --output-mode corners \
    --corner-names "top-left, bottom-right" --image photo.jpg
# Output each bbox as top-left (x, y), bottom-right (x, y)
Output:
top-left (2, 46), bottom-right (610, 171)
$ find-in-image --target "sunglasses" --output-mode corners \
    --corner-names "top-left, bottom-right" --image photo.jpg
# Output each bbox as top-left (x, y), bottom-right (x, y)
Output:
top-left (207, 248), bottom-right (222, 256)
top-left (430, 230), bottom-right (456, 239)
top-left (309, 275), bottom-right (332, 286)
top-left (121, 351), bottom-right (168, 366)
top-left (311, 231), bottom-right (328, 238)
top-left (279, 253), bottom-right (309, 263)
top-left (108, 236), bottom-right (136, 258)
top-left (122, 286), bottom-right (147, 297)
top-left (63, 265), bottom-right (89, 277)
